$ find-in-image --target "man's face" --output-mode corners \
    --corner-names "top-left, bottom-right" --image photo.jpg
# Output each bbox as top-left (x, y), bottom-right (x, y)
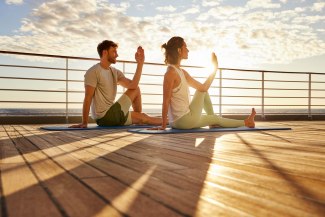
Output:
top-left (106, 47), bottom-right (118, 64)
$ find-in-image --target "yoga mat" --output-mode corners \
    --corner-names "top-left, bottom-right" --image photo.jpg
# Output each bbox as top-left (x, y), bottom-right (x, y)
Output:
top-left (128, 126), bottom-right (292, 134)
top-left (40, 124), bottom-right (155, 131)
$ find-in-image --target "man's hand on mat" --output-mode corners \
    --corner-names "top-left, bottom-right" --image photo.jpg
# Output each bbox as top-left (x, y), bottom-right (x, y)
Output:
top-left (147, 126), bottom-right (166, 131)
top-left (69, 123), bottom-right (87, 128)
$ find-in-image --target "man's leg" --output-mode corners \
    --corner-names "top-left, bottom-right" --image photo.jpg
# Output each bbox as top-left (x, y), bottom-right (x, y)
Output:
top-left (124, 87), bottom-right (142, 112)
top-left (131, 112), bottom-right (162, 125)
top-left (122, 87), bottom-right (162, 125)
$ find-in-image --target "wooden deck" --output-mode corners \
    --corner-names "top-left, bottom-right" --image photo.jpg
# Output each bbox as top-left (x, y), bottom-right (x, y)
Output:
top-left (0, 121), bottom-right (325, 217)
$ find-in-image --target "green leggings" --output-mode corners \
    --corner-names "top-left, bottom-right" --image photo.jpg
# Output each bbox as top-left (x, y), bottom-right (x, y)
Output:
top-left (172, 91), bottom-right (245, 129)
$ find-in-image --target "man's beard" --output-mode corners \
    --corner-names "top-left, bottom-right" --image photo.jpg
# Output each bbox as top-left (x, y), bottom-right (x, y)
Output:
top-left (108, 56), bottom-right (116, 64)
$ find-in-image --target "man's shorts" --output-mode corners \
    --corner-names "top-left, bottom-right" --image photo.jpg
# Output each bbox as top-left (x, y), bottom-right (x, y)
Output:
top-left (96, 94), bottom-right (132, 126)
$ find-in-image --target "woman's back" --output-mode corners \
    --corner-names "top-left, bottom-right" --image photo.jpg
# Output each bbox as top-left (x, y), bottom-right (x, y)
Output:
top-left (168, 65), bottom-right (191, 124)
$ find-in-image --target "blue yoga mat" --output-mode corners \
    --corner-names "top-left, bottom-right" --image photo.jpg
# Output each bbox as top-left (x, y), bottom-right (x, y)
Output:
top-left (40, 124), bottom-right (155, 131)
top-left (128, 126), bottom-right (292, 134)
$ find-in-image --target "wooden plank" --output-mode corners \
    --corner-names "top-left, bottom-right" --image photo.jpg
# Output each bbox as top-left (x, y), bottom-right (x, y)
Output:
top-left (71, 131), bottom-right (324, 215)
top-left (0, 126), bottom-right (62, 217)
top-left (31, 127), bottom-right (218, 215)
top-left (53, 124), bottom-right (324, 215)
top-left (15, 125), bottom-right (107, 179)
top-left (21, 126), bottom-right (185, 217)
top-left (2, 122), bottom-right (325, 217)
top-left (84, 176), bottom-right (184, 217)
top-left (33, 132), bottom-right (199, 215)
top-left (5, 126), bottom-right (122, 217)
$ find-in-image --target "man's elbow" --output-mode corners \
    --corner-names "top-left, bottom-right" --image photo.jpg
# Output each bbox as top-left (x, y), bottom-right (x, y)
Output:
top-left (127, 82), bottom-right (138, 90)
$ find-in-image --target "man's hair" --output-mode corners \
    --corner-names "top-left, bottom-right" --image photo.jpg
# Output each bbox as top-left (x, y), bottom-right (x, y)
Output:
top-left (161, 36), bottom-right (184, 65)
top-left (97, 40), bottom-right (118, 58)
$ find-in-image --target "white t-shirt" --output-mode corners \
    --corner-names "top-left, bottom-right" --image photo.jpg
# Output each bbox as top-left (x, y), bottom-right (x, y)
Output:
top-left (84, 63), bottom-right (125, 119)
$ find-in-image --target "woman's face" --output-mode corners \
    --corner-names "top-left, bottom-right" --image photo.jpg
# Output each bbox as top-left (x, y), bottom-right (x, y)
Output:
top-left (179, 42), bottom-right (189, 60)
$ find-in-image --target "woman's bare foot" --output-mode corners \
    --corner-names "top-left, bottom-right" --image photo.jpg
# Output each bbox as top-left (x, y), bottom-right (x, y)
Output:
top-left (244, 108), bottom-right (256, 128)
top-left (209, 124), bottom-right (221, 129)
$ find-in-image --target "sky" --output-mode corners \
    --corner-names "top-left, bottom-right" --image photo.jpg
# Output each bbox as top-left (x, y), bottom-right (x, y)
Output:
top-left (0, 0), bottom-right (324, 72)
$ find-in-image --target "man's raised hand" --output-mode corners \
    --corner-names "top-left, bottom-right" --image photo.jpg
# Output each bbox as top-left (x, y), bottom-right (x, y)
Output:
top-left (135, 46), bottom-right (145, 64)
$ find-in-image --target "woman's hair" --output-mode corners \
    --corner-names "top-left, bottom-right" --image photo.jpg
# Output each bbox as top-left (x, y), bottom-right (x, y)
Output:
top-left (97, 40), bottom-right (118, 58)
top-left (161, 36), bottom-right (184, 65)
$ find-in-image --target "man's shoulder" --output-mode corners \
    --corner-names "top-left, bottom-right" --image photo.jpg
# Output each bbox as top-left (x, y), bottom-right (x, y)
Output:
top-left (109, 66), bottom-right (122, 73)
top-left (87, 63), bottom-right (100, 72)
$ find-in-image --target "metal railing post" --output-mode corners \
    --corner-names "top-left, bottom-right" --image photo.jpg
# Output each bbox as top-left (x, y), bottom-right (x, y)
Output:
top-left (219, 69), bottom-right (222, 117)
top-left (308, 73), bottom-right (312, 119)
top-left (65, 58), bottom-right (69, 124)
top-left (262, 71), bottom-right (265, 119)
top-left (122, 62), bottom-right (126, 93)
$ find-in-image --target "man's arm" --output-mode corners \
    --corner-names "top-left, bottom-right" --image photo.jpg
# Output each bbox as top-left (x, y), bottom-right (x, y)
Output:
top-left (118, 46), bottom-right (145, 89)
top-left (69, 85), bottom-right (95, 128)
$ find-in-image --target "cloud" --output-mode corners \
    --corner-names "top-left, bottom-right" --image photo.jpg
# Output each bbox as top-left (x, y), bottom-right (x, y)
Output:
top-left (156, 5), bottom-right (177, 12)
top-left (136, 4), bottom-right (145, 10)
top-left (183, 6), bottom-right (200, 14)
top-left (0, 0), bottom-right (324, 69)
top-left (311, 2), bottom-right (325, 12)
top-left (5, 0), bottom-right (23, 5)
top-left (246, 0), bottom-right (281, 9)
top-left (202, 0), bottom-right (221, 7)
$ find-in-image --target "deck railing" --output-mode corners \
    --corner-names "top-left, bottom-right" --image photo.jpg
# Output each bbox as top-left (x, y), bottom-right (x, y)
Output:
top-left (0, 50), bottom-right (324, 123)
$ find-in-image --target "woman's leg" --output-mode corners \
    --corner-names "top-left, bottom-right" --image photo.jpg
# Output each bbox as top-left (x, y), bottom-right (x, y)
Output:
top-left (194, 108), bottom-right (256, 128)
top-left (202, 92), bottom-right (214, 115)
top-left (173, 89), bottom-right (256, 129)
top-left (172, 91), bottom-right (207, 129)
top-left (194, 115), bottom-right (245, 128)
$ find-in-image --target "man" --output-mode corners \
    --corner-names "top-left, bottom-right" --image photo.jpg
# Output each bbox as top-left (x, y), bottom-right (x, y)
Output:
top-left (70, 40), bottom-right (162, 128)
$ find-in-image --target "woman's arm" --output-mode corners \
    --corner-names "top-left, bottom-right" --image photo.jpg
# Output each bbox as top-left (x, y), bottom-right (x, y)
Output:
top-left (184, 52), bottom-right (218, 92)
top-left (161, 70), bottom-right (175, 129)
top-left (149, 67), bottom-right (176, 130)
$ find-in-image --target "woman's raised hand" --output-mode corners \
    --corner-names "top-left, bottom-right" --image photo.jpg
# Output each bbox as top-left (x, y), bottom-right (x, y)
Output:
top-left (212, 52), bottom-right (218, 71)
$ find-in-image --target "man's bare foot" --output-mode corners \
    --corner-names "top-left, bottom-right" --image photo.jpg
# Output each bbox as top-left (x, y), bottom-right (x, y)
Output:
top-left (244, 108), bottom-right (256, 128)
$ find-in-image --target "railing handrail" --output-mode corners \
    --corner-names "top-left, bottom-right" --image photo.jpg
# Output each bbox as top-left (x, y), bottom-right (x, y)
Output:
top-left (1, 50), bottom-right (324, 75)
top-left (1, 50), bottom-right (324, 123)
top-left (0, 50), bottom-right (204, 68)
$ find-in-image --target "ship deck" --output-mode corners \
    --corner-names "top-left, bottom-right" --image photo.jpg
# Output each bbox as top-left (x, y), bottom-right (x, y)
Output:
top-left (1, 121), bottom-right (325, 217)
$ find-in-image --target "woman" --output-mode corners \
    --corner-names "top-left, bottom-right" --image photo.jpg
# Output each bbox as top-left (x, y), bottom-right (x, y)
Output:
top-left (151, 36), bottom-right (255, 130)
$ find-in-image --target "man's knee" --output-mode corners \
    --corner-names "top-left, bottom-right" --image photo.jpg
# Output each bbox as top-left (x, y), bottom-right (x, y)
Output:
top-left (125, 86), bottom-right (141, 100)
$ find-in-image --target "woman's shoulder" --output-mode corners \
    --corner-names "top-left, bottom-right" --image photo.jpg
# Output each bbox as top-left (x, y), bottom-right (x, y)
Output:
top-left (166, 65), bottom-right (177, 75)
top-left (166, 66), bottom-right (182, 80)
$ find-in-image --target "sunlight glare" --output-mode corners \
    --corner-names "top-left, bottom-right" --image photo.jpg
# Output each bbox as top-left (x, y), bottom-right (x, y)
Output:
top-left (195, 137), bottom-right (205, 147)
top-left (109, 166), bottom-right (157, 213)
top-left (194, 136), bottom-right (225, 216)
top-left (2, 164), bottom-right (39, 196)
